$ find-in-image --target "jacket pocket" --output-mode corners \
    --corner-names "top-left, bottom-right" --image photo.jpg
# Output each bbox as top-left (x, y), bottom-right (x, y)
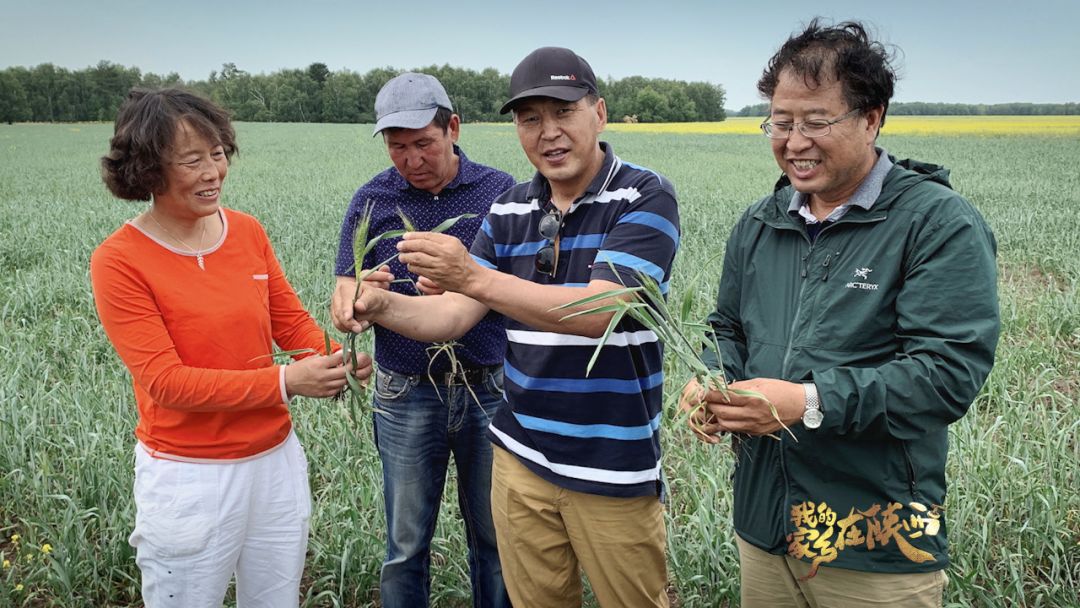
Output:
top-left (900, 440), bottom-right (920, 501)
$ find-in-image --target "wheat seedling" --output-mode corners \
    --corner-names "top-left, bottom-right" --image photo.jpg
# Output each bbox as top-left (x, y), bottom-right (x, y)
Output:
top-left (339, 203), bottom-right (478, 418)
top-left (554, 269), bottom-right (795, 443)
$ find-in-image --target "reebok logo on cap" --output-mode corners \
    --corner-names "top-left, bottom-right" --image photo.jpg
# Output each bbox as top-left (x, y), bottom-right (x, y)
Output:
top-left (501, 47), bottom-right (598, 114)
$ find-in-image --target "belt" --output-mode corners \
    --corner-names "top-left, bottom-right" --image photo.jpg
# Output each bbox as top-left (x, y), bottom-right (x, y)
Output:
top-left (424, 365), bottom-right (496, 386)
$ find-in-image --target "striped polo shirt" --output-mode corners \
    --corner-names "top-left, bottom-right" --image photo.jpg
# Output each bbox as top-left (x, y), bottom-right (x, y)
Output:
top-left (470, 143), bottom-right (680, 498)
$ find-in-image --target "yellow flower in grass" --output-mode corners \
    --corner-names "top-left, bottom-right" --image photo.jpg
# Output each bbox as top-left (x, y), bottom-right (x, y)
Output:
top-left (14, 584), bottom-right (24, 592)
top-left (41, 543), bottom-right (52, 555)
top-left (25, 553), bottom-right (33, 562)
top-left (9, 534), bottom-right (18, 544)
top-left (2, 559), bottom-right (9, 569)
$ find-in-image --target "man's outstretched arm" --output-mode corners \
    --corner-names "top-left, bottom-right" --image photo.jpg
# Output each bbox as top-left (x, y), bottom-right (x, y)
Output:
top-left (331, 274), bottom-right (490, 342)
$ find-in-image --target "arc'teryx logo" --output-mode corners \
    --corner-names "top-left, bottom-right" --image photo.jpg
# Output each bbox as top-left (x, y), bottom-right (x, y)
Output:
top-left (550, 74), bottom-right (577, 81)
top-left (845, 267), bottom-right (878, 291)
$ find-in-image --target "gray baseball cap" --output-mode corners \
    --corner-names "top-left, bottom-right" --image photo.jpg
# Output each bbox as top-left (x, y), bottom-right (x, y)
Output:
top-left (373, 72), bottom-right (453, 136)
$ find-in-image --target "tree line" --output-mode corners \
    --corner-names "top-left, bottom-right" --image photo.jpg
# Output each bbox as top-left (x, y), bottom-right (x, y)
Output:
top-left (734, 101), bottom-right (1080, 117)
top-left (0, 61), bottom-right (727, 124)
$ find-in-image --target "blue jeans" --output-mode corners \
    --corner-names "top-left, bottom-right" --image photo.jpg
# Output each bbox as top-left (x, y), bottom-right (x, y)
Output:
top-left (372, 365), bottom-right (511, 608)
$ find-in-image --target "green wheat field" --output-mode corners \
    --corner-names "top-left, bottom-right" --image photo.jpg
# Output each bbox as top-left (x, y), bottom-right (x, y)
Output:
top-left (1, 122), bottom-right (1077, 606)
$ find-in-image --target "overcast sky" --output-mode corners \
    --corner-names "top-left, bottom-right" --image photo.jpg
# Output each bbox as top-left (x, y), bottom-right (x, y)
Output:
top-left (2, 0), bottom-right (1077, 110)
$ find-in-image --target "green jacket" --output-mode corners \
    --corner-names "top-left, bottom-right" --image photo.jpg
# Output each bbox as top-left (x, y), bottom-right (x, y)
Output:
top-left (705, 157), bottom-right (999, 574)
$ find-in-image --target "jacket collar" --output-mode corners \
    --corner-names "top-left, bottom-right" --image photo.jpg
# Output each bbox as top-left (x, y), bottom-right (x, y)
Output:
top-left (759, 153), bottom-right (952, 228)
top-left (787, 148), bottom-right (894, 216)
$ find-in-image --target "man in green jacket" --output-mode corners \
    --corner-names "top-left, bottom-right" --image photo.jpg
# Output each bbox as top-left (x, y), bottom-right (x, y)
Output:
top-left (680, 19), bottom-right (1000, 607)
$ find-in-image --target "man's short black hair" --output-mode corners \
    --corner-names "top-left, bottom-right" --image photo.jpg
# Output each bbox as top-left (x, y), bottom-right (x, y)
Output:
top-left (758, 19), bottom-right (897, 128)
top-left (509, 93), bottom-right (602, 120)
top-left (430, 106), bottom-right (453, 132)
top-left (382, 106), bottom-right (454, 137)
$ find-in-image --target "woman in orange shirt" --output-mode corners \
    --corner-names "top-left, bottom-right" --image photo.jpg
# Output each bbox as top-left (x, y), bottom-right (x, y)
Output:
top-left (90, 88), bottom-right (371, 607)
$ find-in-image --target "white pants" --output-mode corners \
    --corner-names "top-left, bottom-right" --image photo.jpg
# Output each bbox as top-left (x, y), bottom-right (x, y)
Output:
top-left (130, 433), bottom-right (312, 607)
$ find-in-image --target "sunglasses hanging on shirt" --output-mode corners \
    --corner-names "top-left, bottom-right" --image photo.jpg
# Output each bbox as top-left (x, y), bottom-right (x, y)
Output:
top-left (534, 207), bottom-right (563, 277)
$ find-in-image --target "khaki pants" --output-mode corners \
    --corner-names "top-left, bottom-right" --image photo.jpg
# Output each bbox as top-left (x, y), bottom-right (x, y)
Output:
top-left (490, 446), bottom-right (669, 608)
top-left (737, 535), bottom-right (947, 608)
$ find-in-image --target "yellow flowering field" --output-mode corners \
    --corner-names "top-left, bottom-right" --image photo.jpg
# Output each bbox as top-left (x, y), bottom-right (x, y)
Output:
top-left (606, 115), bottom-right (1080, 136)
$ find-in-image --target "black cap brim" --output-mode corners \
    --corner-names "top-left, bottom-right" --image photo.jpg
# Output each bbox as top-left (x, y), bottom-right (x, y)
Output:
top-left (499, 85), bottom-right (591, 115)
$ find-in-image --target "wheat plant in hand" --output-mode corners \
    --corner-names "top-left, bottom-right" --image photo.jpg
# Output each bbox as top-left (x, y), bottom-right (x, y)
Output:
top-left (341, 201), bottom-right (477, 419)
top-left (554, 268), bottom-right (795, 443)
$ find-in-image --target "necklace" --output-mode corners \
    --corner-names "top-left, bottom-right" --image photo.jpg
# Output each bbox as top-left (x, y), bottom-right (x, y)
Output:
top-left (148, 211), bottom-right (208, 270)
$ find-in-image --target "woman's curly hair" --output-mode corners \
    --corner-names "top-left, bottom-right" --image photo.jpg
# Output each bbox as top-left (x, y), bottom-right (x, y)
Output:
top-left (101, 88), bottom-right (237, 201)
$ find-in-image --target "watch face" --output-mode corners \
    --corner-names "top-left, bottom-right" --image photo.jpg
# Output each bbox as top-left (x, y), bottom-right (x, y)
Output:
top-left (803, 408), bottom-right (824, 429)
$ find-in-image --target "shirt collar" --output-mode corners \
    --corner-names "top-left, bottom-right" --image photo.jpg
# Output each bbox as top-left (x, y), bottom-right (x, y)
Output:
top-left (789, 147), bottom-right (893, 222)
top-left (525, 142), bottom-right (619, 213)
top-left (391, 144), bottom-right (475, 192)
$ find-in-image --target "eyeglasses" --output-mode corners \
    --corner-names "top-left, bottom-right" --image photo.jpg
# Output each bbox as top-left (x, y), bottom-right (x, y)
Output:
top-left (760, 108), bottom-right (862, 139)
top-left (534, 209), bottom-right (562, 277)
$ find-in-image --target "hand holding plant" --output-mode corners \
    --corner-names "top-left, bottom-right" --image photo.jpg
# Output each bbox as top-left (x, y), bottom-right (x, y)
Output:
top-left (396, 231), bottom-right (480, 294)
top-left (362, 265), bottom-right (395, 291)
top-left (335, 202), bottom-right (478, 421)
top-left (282, 349), bottom-right (350, 399)
top-left (708, 378), bottom-right (806, 436)
top-left (678, 378), bottom-right (727, 444)
top-left (556, 269), bottom-right (796, 444)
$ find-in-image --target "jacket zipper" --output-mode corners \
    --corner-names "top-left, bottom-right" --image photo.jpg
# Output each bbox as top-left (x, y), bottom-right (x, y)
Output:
top-left (781, 242), bottom-right (813, 377)
top-left (778, 228), bottom-right (813, 541)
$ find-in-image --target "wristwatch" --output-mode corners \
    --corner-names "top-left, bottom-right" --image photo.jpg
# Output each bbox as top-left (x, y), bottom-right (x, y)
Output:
top-left (802, 383), bottom-right (823, 429)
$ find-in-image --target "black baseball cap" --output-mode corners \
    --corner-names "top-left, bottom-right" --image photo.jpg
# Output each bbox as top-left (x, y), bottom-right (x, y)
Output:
top-left (499, 47), bottom-right (599, 114)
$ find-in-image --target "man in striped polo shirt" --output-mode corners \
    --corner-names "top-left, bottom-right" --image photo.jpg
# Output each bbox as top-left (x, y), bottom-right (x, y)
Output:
top-left (335, 47), bottom-right (679, 607)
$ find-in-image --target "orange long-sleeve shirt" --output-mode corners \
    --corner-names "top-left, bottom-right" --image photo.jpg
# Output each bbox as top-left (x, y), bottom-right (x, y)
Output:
top-left (91, 208), bottom-right (335, 460)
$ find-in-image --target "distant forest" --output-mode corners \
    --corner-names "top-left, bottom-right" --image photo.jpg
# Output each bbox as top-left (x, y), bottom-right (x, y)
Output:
top-left (2, 61), bottom-right (1075, 125)
top-left (0, 61), bottom-right (726, 124)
